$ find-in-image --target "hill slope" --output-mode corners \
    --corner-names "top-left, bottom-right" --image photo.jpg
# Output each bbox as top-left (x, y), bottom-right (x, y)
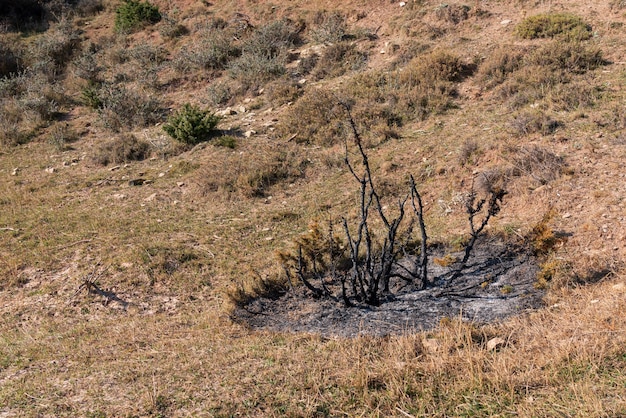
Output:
top-left (1, 0), bottom-right (626, 415)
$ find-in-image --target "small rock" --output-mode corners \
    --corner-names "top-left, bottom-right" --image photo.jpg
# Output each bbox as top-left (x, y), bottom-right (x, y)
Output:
top-left (612, 283), bottom-right (625, 290)
top-left (298, 78), bottom-right (307, 85)
top-left (562, 213), bottom-right (571, 219)
top-left (218, 107), bottom-right (236, 116)
top-left (176, 182), bottom-right (185, 187)
top-left (486, 337), bottom-right (506, 351)
top-left (144, 193), bottom-right (157, 202)
top-left (45, 167), bottom-right (56, 174)
top-left (500, 19), bottom-right (512, 25)
top-left (238, 106), bottom-right (247, 114)
top-left (62, 161), bottom-right (70, 167)
top-left (11, 168), bottom-right (18, 176)
top-left (422, 338), bottom-right (441, 353)
top-left (244, 130), bottom-right (256, 138)
top-left (399, 1), bottom-right (406, 6)
top-left (158, 172), bottom-right (165, 178)
top-left (128, 178), bottom-right (145, 186)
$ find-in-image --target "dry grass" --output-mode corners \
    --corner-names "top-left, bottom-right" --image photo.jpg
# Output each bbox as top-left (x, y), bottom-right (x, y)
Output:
top-left (1, 0), bottom-right (626, 416)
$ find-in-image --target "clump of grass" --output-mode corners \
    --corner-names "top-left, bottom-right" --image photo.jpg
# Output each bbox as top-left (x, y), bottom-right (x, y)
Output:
top-left (196, 145), bottom-right (307, 197)
top-left (435, 3), bottom-right (470, 24)
top-left (114, 0), bottom-right (161, 33)
top-left (313, 42), bottom-right (368, 80)
top-left (477, 46), bottom-right (524, 89)
top-left (48, 123), bottom-right (78, 151)
top-left (92, 133), bottom-right (151, 166)
top-left (515, 13), bottom-right (592, 41)
top-left (276, 88), bottom-right (346, 146)
top-left (508, 111), bottom-right (562, 136)
top-left (508, 145), bottom-right (566, 185)
top-left (163, 103), bottom-right (221, 145)
top-left (310, 11), bottom-right (347, 43)
top-left (526, 41), bottom-right (604, 74)
top-left (493, 42), bottom-right (605, 109)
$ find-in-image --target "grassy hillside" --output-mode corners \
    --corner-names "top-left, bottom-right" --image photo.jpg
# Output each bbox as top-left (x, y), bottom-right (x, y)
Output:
top-left (1, 0), bottom-right (625, 415)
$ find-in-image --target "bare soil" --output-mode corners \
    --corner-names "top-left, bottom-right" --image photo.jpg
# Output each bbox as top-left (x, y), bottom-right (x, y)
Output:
top-left (234, 237), bottom-right (544, 337)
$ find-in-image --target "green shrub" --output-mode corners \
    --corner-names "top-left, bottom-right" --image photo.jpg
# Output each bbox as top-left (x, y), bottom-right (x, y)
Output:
top-left (114, 0), bottom-right (161, 33)
top-left (515, 13), bottom-right (592, 41)
top-left (81, 84), bottom-right (103, 109)
top-left (163, 103), bottom-right (221, 145)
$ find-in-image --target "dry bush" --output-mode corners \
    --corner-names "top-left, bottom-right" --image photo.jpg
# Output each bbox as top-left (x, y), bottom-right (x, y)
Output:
top-left (612, 0), bottom-right (626, 9)
top-left (435, 3), bottom-right (470, 24)
top-left (515, 13), bottom-right (592, 41)
top-left (279, 51), bottom-right (464, 145)
top-left (549, 80), bottom-right (604, 111)
top-left (74, 0), bottom-right (104, 17)
top-left (0, 0), bottom-right (46, 32)
top-left (205, 80), bottom-right (234, 106)
top-left (309, 11), bottom-right (347, 44)
top-left (313, 42), bottom-right (368, 80)
top-left (265, 77), bottom-right (303, 106)
top-left (477, 46), bottom-right (524, 89)
top-left (458, 139), bottom-right (480, 166)
top-left (97, 83), bottom-right (163, 132)
top-left (508, 144), bottom-right (566, 185)
top-left (0, 101), bottom-right (31, 147)
top-left (26, 20), bottom-right (81, 79)
top-left (195, 145), bottom-right (307, 198)
top-left (92, 134), bottom-right (152, 166)
top-left (393, 50), bottom-right (464, 119)
top-left (0, 41), bottom-right (20, 77)
top-left (228, 18), bottom-right (303, 90)
top-left (527, 41), bottom-right (604, 74)
top-left (173, 26), bottom-right (239, 73)
top-left (508, 111), bottom-right (561, 136)
top-left (158, 14), bottom-right (188, 39)
top-left (72, 44), bottom-right (104, 84)
top-left (276, 88), bottom-right (345, 145)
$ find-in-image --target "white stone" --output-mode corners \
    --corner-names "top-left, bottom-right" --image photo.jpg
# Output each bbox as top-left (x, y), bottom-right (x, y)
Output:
top-left (487, 337), bottom-right (506, 351)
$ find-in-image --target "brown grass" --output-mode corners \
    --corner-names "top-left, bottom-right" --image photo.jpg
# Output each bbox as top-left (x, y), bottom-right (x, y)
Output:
top-left (1, 0), bottom-right (626, 416)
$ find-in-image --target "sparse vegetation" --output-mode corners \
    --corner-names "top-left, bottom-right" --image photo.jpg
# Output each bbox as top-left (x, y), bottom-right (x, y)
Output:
top-left (0, 0), bottom-right (625, 416)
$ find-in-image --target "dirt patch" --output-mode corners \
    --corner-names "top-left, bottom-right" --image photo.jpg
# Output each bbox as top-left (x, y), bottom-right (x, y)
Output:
top-left (233, 238), bottom-right (544, 337)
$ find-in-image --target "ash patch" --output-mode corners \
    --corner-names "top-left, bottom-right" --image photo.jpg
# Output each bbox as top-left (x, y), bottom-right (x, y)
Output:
top-left (233, 239), bottom-right (544, 338)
